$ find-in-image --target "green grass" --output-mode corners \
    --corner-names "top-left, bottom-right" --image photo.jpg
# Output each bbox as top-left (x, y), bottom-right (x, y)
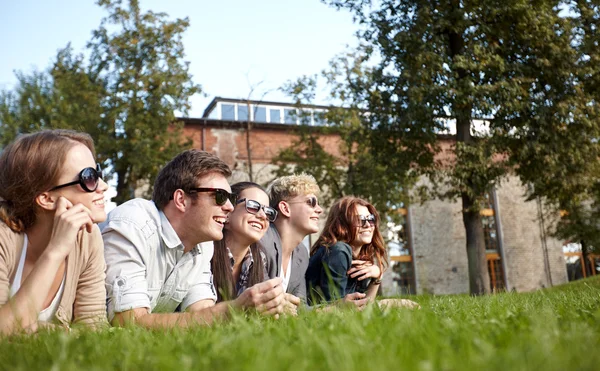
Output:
top-left (2, 277), bottom-right (600, 371)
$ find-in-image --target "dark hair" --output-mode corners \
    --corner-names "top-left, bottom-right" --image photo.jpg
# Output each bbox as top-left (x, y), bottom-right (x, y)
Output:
top-left (311, 196), bottom-right (388, 273)
top-left (152, 149), bottom-right (231, 210)
top-left (0, 130), bottom-right (96, 233)
top-left (212, 182), bottom-right (267, 302)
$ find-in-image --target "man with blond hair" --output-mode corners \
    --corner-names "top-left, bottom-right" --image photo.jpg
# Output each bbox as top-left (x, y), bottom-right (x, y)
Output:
top-left (258, 174), bottom-right (368, 312)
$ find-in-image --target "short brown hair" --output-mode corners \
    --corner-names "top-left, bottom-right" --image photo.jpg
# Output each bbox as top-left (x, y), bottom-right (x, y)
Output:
top-left (152, 149), bottom-right (231, 210)
top-left (0, 129), bottom-right (96, 232)
top-left (267, 173), bottom-right (320, 211)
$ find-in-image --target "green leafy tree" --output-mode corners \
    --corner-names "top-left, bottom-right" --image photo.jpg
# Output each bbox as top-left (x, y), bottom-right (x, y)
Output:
top-left (0, 0), bottom-right (200, 204)
top-left (0, 46), bottom-right (106, 151)
top-left (89, 0), bottom-right (200, 203)
top-left (273, 51), bottom-right (417, 227)
top-left (295, 0), bottom-right (600, 295)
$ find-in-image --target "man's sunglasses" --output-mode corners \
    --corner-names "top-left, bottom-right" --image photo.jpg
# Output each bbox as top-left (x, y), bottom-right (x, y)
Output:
top-left (188, 188), bottom-right (238, 206)
top-left (237, 198), bottom-right (278, 222)
top-left (288, 196), bottom-right (319, 208)
top-left (357, 214), bottom-right (377, 228)
top-left (49, 163), bottom-right (103, 193)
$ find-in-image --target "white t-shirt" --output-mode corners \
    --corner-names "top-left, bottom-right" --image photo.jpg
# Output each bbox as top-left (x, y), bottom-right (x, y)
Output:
top-left (10, 235), bottom-right (65, 323)
top-left (279, 256), bottom-right (293, 293)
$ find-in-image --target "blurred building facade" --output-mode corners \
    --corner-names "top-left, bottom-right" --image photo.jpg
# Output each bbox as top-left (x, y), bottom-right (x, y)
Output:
top-left (180, 97), bottom-right (583, 295)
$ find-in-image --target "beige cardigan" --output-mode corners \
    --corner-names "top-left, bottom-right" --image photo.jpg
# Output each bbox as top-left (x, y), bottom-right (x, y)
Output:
top-left (0, 222), bottom-right (108, 329)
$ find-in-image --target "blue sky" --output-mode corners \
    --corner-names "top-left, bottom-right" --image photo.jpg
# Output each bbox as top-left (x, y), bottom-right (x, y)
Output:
top-left (0, 0), bottom-right (359, 117)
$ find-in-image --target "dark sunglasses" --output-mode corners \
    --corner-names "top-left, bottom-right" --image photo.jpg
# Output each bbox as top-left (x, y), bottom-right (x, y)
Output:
top-left (49, 163), bottom-right (103, 193)
top-left (357, 214), bottom-right (376, 228)
top-left (188, 188), bottom-right (238, 206)
top-left (237, 198), bottom-right (278, 222)
top-left (288, 196), bottom-right (319, 208)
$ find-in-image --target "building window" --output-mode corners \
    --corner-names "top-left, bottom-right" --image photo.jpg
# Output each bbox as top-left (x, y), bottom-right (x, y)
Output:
top-left (238, 105), bottom-right (249, 121)
top-left (254, 106), bottom-right (267, 122)
top-left (222, 104), bottom-right (235, 120)
top-left (388, 207), bottom-right (416, 295)
top-left (481, 191), bottom-right (506, 292)
top-left (313, 110), bottom-right (326, 126)
top-left (269, 109), bottom-right (281, 123)
top-left (284, 109), bottom-right (296, 124)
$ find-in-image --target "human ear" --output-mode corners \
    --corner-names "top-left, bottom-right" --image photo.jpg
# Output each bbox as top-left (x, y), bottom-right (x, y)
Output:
top-left (278, 201), bottom-right (292, 218)
top-left (35, 192), bottom-right (57, 211)
top-left (172, 189), bottom-right (188, 212)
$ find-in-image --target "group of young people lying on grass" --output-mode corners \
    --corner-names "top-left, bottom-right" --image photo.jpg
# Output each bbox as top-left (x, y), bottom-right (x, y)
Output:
top-left (0, 129), bottom-right (418, 334)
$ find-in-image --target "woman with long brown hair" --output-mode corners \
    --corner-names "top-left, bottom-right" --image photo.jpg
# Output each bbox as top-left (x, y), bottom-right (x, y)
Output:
top-left (212, 182), bottom-right (277, 302)
top-left (0, 129), bottom-right (109, 334)
top-left (306, 196), bottom-right (387, 305)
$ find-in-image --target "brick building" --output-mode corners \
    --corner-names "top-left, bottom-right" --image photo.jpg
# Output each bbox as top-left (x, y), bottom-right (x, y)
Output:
top-left (180, 97), bottom-right (570, 295)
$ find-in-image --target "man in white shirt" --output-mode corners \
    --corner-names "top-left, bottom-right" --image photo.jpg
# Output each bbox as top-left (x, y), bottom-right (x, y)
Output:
top-left (102, 149), bottom-right (284, 328)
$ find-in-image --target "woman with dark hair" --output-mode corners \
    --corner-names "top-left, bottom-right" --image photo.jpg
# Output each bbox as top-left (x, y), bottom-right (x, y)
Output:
top-left (306, 196), bottom-right (387, 305)
top-left (212, 182), bottom-right (277, 302)
top-left (0, 129), bottom-right (109, 334)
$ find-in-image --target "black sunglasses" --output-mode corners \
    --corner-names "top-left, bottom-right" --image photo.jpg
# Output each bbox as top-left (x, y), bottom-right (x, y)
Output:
top-left (188, 188), bottom-right (238, 206)
top-left (288, 196), bottom-right (319, 208)
top-left (237, 198), bottom-right (278, 222)
top-left (357, 214), bottom-right (376, 228)
top-left (49, 163), bottom-right (103, 193)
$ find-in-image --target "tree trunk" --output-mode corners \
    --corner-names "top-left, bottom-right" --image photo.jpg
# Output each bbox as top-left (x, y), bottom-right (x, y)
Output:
top-left (246, 101), bottom-right (254, 182)
top-left (581, 239), bottom-right (589, 277)
top-left (246, 121), bottom-right (254, 182)
top-left (114, 167), bottom-right (129, 205)
top-left (448, 3), bottom-right (490, 295)
top-left (462, 192), bottom-right (491, 295)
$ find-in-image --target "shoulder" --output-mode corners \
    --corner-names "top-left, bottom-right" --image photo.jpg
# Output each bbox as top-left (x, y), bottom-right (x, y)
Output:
top-left (294, 241), bottom-right (309, 259)
top-left (75, 225), bottom-right (104, 262)
top-left (328, 241), bottom-right (353, 255)
top-left (101, 198), bottom-right (159, 233)
top-left (0, 221), bottom-right (23, 270)
top-left (0, 221), bottom-right (23, 249)
top-left (257, 224), bottom-right (280, 254)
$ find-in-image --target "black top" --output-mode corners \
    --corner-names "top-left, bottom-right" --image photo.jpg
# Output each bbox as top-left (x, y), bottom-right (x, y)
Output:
top-left (305, 241), bottom-right (370, 305)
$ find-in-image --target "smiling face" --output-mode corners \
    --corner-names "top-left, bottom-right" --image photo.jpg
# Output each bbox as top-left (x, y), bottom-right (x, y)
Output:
top-left (184, 172), bottom-right (234, 243)
top-left (286, 193), bottom-right (323, 235)
top-left (351, 204), bottom-right (375, 249)
top-left (50, 143), bottom-right (109, 223)
top-left (225, 187), bottom-right (270, 246)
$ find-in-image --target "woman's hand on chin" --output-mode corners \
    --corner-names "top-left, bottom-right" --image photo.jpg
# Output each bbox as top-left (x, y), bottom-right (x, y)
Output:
top-left (46, 197), bottom-right (94, 259)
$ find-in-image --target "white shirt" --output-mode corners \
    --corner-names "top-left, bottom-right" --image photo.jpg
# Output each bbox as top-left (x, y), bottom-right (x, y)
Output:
top-left (101, 199), bottom-right (216, 321)
top-left (279, 256), bottom-right (293, 293)
top-left (10, 235), bottom-right (65, 322)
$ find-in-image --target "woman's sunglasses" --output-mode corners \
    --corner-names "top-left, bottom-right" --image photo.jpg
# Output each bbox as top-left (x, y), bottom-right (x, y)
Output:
top-left (237, 198), bottom-right (278, 222)
top-left (188, 188), bottom-right (238, 206)
top-left (49, 163), bottom-right (103, 193)
top-left (357, 214), bottom-right (377, 228)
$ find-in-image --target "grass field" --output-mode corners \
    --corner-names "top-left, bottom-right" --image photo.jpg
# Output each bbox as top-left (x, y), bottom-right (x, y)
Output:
top-left (1, 277), bottom-right (599, 371)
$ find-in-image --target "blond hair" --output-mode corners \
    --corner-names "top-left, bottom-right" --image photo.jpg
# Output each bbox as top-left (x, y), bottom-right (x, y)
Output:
top-left (267, 173), bottom-right (320, 210)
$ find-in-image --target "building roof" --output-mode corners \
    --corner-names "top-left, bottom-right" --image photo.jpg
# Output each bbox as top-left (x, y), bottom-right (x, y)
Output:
top-left (201, 96), bottom-right (333, 118)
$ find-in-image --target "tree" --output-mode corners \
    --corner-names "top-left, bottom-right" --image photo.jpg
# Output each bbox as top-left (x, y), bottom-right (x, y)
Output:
top-left (293, 0), bottom-right (600, 295)
top-left (273, 51), bottom-right (418, 226)
top-left (89, 0), bottom-right (200, 203)
top-left (0, 46), bottom-right (106, 152)
top-left (0, 0), bottom-right (200, 204)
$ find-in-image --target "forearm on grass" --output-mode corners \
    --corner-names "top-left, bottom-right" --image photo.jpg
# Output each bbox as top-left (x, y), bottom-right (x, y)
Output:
top-left (0, 250), bottom-right (65, 335)
top-left (111, 301), bottom-right (238, 329)
top-left (365, 281), bottom-right (380, 300)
